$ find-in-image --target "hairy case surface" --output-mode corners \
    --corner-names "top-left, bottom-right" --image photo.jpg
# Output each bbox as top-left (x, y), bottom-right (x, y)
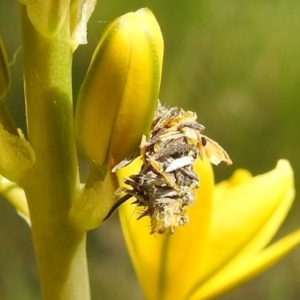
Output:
top-left (106, 102), bottom-right (232, 234)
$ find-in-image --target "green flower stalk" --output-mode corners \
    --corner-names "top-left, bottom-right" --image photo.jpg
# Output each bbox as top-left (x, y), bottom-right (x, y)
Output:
top-left (118, 159), bottom-right (300, 299)
top-left (0, 1), bottom-right (97, 298)
top-left (18, 3), bottom-right (90, 299)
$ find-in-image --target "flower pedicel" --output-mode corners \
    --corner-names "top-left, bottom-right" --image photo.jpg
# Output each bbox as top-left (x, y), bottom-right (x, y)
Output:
top-left (104, 102), bottom-right (232, 234)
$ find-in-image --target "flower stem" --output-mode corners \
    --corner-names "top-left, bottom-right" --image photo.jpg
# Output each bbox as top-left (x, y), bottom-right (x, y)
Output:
top-left (20, 5), bottom-right (90, 300)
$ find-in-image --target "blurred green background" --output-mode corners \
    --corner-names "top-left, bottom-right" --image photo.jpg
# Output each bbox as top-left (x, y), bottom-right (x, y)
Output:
top-left (1, 0), bottom-right (300, 299)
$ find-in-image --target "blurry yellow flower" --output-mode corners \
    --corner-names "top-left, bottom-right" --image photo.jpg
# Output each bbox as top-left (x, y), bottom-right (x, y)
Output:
top-left (118, 159), bottom-right (300, 300)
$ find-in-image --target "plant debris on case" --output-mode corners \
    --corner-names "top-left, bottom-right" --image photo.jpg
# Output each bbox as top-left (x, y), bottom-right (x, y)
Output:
top-left (104, 102), bottom-right (232, 234)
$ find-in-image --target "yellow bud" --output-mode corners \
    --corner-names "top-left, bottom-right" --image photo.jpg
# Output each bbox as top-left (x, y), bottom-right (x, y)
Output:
top-left (75, 8), bottom-right (164, 168)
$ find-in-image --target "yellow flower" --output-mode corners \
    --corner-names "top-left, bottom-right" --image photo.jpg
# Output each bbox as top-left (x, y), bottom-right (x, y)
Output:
top-left (118, 159), bottom-right (300, 300)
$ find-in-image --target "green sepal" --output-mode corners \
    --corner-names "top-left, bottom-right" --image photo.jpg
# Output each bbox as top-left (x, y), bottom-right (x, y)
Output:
top-left (19, 0), bottom-right (70, 38)
top-left (69, 166), bottom-right (118, 230)
top-left (0, 125), bottom-right (36, 183)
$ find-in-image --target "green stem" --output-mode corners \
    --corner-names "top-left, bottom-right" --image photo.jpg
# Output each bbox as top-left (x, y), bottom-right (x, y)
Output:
top-left (20, 6), bottom-right (90, 300)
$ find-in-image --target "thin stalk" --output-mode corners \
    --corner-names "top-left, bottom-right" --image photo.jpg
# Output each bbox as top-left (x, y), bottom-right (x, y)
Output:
top-left (20, 6), bottom-right (90, 300)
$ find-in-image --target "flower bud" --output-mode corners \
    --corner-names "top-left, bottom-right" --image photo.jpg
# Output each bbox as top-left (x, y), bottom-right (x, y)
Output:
top-left (75, 8), bottom-right (164, 168)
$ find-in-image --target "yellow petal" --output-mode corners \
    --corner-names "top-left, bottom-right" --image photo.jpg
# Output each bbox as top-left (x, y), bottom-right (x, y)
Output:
top-left (192, 228), bottom-right (300, 299)
top-left (213, 169), bottom-right (252, 202)
top-left (187, 160), bottom-right (296, 299)
top-left (119, 158), bottom-right (214, 300)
